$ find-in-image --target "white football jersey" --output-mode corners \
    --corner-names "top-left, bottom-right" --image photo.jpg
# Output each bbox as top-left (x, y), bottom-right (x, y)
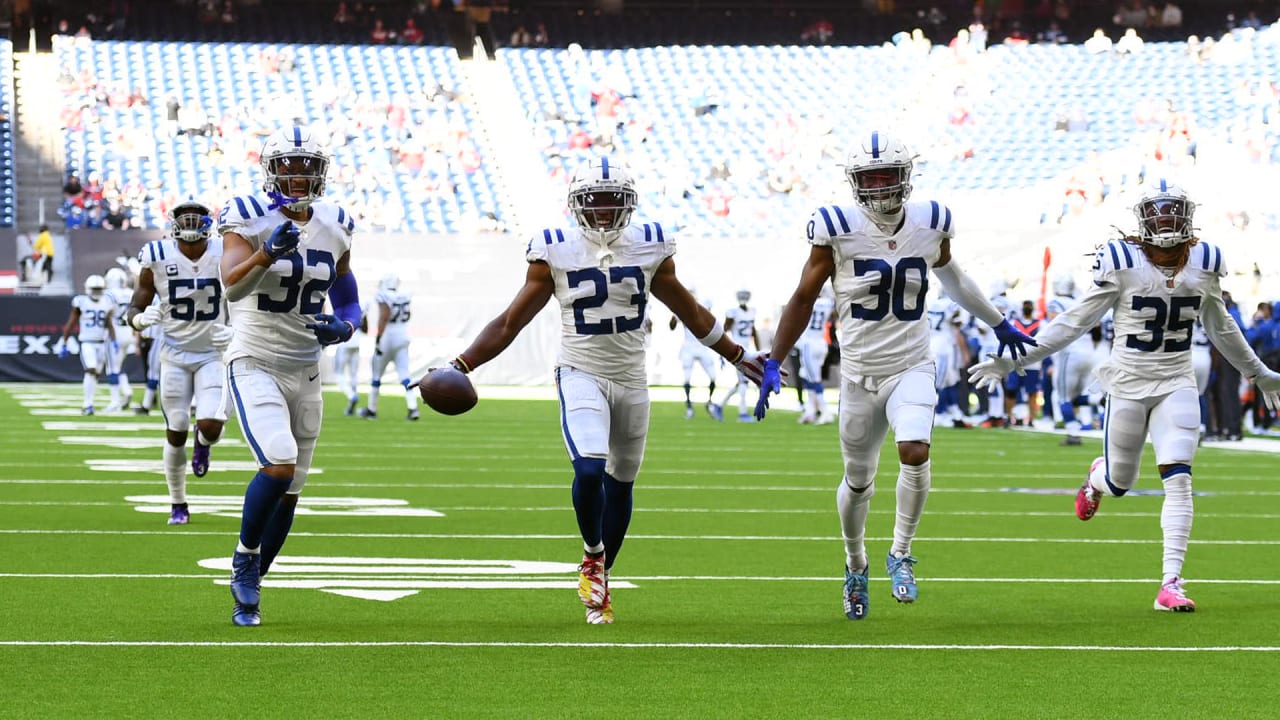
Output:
top-left (725, 304), bottom-right (757, 347)
top-left (808, 199), bottom-right (949, 377)
top-left (138, 237), bottom-right (225, 354)
top-left (1021, 240), bottom-right (1230, 399)
top-left (375, 288), bottom-right (413, 343)
top-left (526, 222), bottom-right (676, 388)
top-left (106, 287), bottom-right (135, 347)
top-left (801, 295), bottom-right (836, 343)
top-left (72, 294), bottom-right (115, 343)
top-left (1046, 293), bottom-right (1096, 354)
top-left (218, 195), bottom-right (355, 365)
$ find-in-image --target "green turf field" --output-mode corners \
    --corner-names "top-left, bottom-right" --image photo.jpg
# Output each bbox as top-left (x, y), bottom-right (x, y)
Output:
top-left (2, 382), bottom-right (1279, 719)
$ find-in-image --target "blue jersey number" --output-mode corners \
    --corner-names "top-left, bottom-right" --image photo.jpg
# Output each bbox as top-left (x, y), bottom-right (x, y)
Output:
top-left (568, 266), bottom-right (646, 335)
top-left (257, 249), bottom-right (337, 314)
top-left (389, 302), bottom-right (411, 323)
top-left (1126, 295), bottom-right (1201, 352)
top-left (169, 278), bottom-right (222, 321)
top-left (848, 257), bottom-right (929, 322)
top-left (82, 309), bottom-right (107, 328)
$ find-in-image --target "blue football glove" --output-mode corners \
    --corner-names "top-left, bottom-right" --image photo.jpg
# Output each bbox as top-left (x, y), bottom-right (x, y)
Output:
top-left (993, 319), bottom-right (1038, 360)
top-left (263, 220), bottom-right (301, 260)
top-left (306, 313), bottom-right (354, 346)
top-left (754, 357), bottom-right (782, 420)
top-left (58, 344), bottom-right (69, 359)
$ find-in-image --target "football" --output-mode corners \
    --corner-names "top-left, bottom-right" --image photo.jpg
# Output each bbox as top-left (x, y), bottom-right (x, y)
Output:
top-left (415, 366), bottom-right (478, 416)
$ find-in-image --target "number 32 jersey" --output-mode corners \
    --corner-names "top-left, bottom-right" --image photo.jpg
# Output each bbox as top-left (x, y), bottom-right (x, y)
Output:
top-left (218, 195), bottom-right (354, 365)
top-left (808, 200), bottom-right (951, 378)
top-left (137, 237), bottom-right (224, 355)
top-left (527, 223), bottom-right (676, 388)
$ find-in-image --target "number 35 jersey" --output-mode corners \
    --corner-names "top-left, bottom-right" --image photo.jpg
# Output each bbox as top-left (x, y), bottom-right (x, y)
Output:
top-left (808, 200), bottom-right (950, 378)
top-left (527, 223), bottom-right (676, 388)
top-left (137, 237), bottom-right (224, 355)
top-left (218, 195), bottom-right (355, 365)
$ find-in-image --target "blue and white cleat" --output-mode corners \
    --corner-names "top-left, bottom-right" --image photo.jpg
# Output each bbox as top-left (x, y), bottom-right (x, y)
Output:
top-left (708, 403), bottom-right (724, 422)
top-left (843, 566), bottom-right (869, 620)
top-left (191, 439), bottom-right (210, 478)
top-left (230, 551), bottom-right (262, 626)
top-left (886, 552), bottom-right (919, 603)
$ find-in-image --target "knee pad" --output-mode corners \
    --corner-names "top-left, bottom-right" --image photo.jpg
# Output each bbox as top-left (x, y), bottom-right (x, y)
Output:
top-left (572, 457), bottom-right (607, 484)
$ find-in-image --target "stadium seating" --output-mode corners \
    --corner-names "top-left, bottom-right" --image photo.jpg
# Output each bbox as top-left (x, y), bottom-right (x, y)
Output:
top-left (55, 38), bottom-right (501, 233)
top-left (0, 40), bottom-right (16, 227)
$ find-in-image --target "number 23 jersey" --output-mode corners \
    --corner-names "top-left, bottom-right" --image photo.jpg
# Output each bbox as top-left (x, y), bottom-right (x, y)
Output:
top-left (527, 223), bottom-right (675, 388)
top-left (808, 200), bottom-right (951, 378)
top-left (218, 195), bottom-right (355, 365)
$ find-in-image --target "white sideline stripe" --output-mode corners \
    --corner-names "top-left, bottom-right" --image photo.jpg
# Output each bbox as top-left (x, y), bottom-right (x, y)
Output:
top-left (3, 528), bottom-right (1280, 545)
top-left (0, 640), bottom-right (1278, 652)
top-left (8, 478), bottom-right (1280, 497)
top-left (2, 572), bottom-right (1280, 585)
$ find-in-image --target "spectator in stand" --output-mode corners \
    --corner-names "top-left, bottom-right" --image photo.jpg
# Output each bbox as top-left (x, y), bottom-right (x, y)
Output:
top-left (63, 172), bottom-right (84, 201)
top-left (334, 1), bottom-right (352, 25)
top-left (1116, 27), bottom-right (1145, 53)
top-left (32, 224), bottom-right (55, 284)
top-left (1039, 21), bottom-right (1068, 43)
top-left (1084, 28), bottom-right (1114, 53)
top-left (801, 19), bottom-right (835, 44)
top-left (1113, 0), bottom-right (1150, 29)
top-left (370, 18), bottom-right (392, 43)
top-left (533, 23), bottom-right (549, 47)
top-left (401, 17), bottom-right (424, 44)
top-left (1158, 1), bottom-right (1182, 30)
top-left (510, 25), bottom-right (532, 47)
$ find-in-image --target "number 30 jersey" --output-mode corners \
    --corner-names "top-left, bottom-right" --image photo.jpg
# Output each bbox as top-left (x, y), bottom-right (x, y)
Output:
top-left (808, 200), bottom-right (951, 378)
top-left (527, 223), bottom-right (676, 388)
top-left (218, 195), bottom-right (355, 365)
top-left (137, 237), bottom-right (224, 355)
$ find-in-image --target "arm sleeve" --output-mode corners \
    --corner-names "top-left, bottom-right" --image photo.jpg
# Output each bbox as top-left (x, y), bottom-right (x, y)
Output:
top-left (1014, 281), bottom-right (1118, 367)
top-left (328, 271), bottom-right (362, 328)
top-left (932, 258), bottom-right (1005, 328)
top-left (1201, 277), bottom-right (1267, 378)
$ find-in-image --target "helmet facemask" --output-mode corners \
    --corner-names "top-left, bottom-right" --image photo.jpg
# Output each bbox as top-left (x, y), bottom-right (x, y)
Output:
top-left (847, 164), bottom-right (912, 215)
top-left (263, 152), bottom-right (328, 211)
top-left (1135, 196), bottom-right (1195, 249)
top-left (171, 202), bottom-right (213, 244)
top-left (569, 187), bottom-right (636, 242)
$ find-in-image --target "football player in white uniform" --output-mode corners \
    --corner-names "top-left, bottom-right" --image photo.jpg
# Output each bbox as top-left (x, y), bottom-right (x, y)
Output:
top-left (360, 273), bottom-right (420, 420)
top-left (668, 288), bottom-right (719, 419)
top-left (445, 158), bottom-right (767, 624)
top-left (711, 289), bottom-right (761, 422)
top-left (103, 267), bottom-right (136, 412)
top-left (926, 290), bottom-right (968, 427)
top-left (971, 179), bottom-right (1280, 612)
top-left (797, 287), bottom-right (837, 424)
top-left (59, 274), bottom-right (117, 415)
top-left (135, 315), bottom-right (164, 415)
top-left (1047, 274), bottom-right (1102, 445)
top-left (127, 200), bottom-right (231, 526)
top-left (756, 131), bottom-right (1037, 620)
top-left (332, 302), bottom-right (367, 416)
top-left (218, 126), bottom-right (362, 627)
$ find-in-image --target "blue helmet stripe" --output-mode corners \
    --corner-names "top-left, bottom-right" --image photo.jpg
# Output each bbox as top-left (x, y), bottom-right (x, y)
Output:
top-left (600, 157), bottom-right (610, 180)
top-left (293, 126), bottom-right (303, 147)
top-left (871, 132), bottom-right (881, 159)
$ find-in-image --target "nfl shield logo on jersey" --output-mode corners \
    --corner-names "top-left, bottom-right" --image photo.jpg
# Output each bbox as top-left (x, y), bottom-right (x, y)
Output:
top-left (888, 240), bottom-right (897, 250)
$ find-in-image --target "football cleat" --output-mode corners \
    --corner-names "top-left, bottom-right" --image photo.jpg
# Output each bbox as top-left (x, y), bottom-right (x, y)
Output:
top-left (167, 503), bottom-right (190, 525)
top-left (232, 603), bottom-right (261, 627)
top-left (798, 413), bottom-right (815, 425)
top-left (585, 599), bottom-right (615, 625)
top-left (577, 553), bottom-right (609, 609)
top-left (1154, 578), bottom-right (1196, 612)
top-left (816, 412), bottom-right (835, 426)
top-left (104, 401), bottom-right (123, 413)
top-left (230, 551), bottom-right (262, 608)
top-left (1060, 435), bottom-right (1083, 446)
top-left (886, 552), bottom-right (919, 603)
top-left (344, 397), bottom-right (358, 416)
top-left (1076, 458), bottom-right (1105, 521)
top-left (358, 408), bottom-right (377, 419)
top-left (737, 412), bottom-right (756, 423)
top-left (408, 409), bottom-right (420, 421)
top-left (82, 407), bottom-right (94, 416)
top-left (134, 406), bottom-right (150, 415)
top-left (843, 566), bottom-right (870, 620)
top-left (708, 403), bottom-right (724, 422)
top-left (191, 440), bottom-right (210, 478)
top-left (684, 406), bottom-right (695, 420)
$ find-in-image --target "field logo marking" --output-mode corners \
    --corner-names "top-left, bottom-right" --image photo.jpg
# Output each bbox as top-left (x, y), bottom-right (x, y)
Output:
top-left (125, 494), bottom-right (442, 519)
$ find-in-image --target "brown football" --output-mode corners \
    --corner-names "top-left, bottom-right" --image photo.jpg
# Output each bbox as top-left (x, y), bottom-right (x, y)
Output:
top-left (416, 366), bottom-right (478, 415)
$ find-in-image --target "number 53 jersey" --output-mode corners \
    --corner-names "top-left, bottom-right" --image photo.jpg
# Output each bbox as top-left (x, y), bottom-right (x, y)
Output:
top-left (138, 236), bottom-right (224, 357)
top-left (527, 223), bottom-right (675, 388)
top-left (218, 195), bottom-right (355, 366)
top-left (808, 200), bottom-right (951, 378)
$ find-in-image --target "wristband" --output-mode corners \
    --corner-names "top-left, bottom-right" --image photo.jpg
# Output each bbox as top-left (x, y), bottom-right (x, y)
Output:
top-left (453, 354), bottom-right (474, 374)
top-left (696, 323), bottom-right (724, 348)
top-left (728, 345), bottom-right (745, 365)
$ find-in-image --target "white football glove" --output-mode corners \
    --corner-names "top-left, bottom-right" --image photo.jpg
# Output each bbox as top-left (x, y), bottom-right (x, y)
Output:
top-left (968, 354), bottom-right (1018, 393)
top-left (732, 349), bottom-right (769, 386)
top-left (211, 323), bottom-right (234, 350)
top-left (1255, 369), bottom-right (1280, 412)
top-left (130, 305), bottom-right (163, 331)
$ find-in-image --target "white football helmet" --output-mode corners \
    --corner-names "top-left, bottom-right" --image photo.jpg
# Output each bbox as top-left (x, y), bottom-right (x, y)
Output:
top-left (736, 289), bottom-right (752, 305)
top-left (104, 267), bottom-right (129, 291)
top-left (568, 157), bottom-right (637, 242)
top-left (84, 274), bottom-right (106, 299)
top-left (1134, 178), bottom-right (1195, 248)
top-left (169, 199), bottom-right (213, 244)
top-left (1052, 274), bottom-right (1076, 297)
top-left (260, 126), bottom-right (329, 211)
top-left (378, 273), bottom-right (400, 293)
top-left (845, 131), bottom-right (915, 214)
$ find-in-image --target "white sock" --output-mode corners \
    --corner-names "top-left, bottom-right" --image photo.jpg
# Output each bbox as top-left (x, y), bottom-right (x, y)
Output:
top-left (197, 427), bottom-right (221, 446)
top-left (368, 385), bottom-right (381, 412)
top-left (1160, 471), bottom-right (1194, 582)
top-left (83, 374), bottom-right (97, 409)
top-left (236, 542), bottom-right (260, 554)
top-left (892, 460), bottom-right (931, 557)
top-left (1088, 458), bottom-right (1109, 494)
top-left (142, 386), bottom-right (156, 410)
top-left (117, 376), bottom-right (132, 405)
top-left (403, 382), bottom-right (419, 411)
top-left (164, 442), bottom-right (188, 503)
top-left (837, 477), bottom-right (875, 572)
